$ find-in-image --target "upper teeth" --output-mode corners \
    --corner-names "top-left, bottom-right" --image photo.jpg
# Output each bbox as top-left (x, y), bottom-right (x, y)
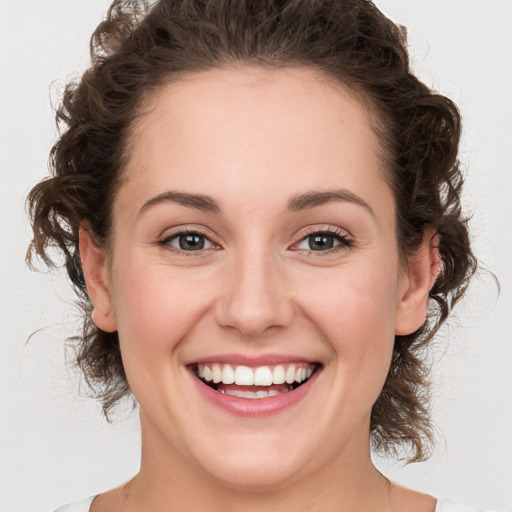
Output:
top-left (197, 363), bottom-right (314, 386)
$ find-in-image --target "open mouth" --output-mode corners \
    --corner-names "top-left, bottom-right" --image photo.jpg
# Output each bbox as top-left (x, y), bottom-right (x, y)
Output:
top-left (190, 362), bottom-right (319, 399)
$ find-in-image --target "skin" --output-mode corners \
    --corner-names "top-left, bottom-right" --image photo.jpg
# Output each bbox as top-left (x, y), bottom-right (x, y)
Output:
top-left (80, 66), bottom-right (439, 512)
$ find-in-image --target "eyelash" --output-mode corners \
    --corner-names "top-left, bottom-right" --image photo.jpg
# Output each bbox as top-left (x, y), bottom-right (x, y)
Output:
top-left (159, 228), bottom-right (217, 256)
top-left (159, 226), bottom-right (353, 256)
top-left (293, 227), bottom-right (354, 255)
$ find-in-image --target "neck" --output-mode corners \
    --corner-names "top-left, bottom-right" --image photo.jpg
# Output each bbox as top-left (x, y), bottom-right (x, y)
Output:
top-left (124, 413), bottom-right (393, 512)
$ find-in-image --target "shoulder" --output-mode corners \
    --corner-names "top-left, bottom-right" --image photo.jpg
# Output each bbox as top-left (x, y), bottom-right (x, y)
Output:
top-left (435, 498), bottom-right (496, 512)
top-left (52, 496), bottom-right (97, 512)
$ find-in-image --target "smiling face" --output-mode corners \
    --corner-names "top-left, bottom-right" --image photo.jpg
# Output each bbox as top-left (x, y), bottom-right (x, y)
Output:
top-left (81, 66), bottom-right (434, 491)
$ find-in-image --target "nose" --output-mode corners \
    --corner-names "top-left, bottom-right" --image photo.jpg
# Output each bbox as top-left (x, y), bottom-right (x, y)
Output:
top-left (213, 246), bottom-right (294, 338)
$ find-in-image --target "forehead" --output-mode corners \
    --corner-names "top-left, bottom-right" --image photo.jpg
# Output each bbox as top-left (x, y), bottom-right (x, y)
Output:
top-left (118, 66), bottom-right (392, 221)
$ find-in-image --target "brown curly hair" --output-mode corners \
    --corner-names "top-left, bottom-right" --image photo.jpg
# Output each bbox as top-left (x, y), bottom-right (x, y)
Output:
top-left (27, 0), bottom-right (476, 462)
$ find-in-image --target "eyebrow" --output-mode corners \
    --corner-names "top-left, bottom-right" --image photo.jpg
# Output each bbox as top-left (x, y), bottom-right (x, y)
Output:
top-left (139, 191), bottom-right (222, 216)
top-left (286, 189), bottom-right (375, 217)
top-left (138, 188), bottom-right (374, 217)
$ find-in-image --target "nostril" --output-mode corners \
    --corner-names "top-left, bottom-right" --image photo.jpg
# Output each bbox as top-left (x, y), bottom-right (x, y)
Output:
top-left (212, 271), bottom-right (294, 337)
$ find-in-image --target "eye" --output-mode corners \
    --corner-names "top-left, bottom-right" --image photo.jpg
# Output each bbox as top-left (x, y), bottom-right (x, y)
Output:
top-left (161, 230), bottom-right (216, 252)
top-left (294, 229), bottom-right (353, 252)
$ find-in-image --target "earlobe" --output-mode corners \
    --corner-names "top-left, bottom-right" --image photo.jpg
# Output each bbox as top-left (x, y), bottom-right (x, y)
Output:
top-left (79, 225), bottom-right (117, 333)
top-left (394, 230), bottom-right (441, 336)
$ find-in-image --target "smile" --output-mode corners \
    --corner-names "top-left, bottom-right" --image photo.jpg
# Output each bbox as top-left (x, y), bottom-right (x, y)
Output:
top-left (191, 362), bottom-right (317, 399)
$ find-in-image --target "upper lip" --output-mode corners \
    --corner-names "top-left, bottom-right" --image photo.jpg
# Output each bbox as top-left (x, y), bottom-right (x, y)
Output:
top-left (185, 353), bottom-right (320, 367)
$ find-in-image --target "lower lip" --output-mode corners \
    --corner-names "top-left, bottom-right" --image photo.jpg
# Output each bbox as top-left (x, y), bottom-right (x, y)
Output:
top-left (190, 370), bottom-right (320, 418)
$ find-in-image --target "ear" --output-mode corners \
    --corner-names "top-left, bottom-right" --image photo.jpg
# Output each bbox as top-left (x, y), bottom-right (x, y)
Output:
top-left (79, 224), bottom-right (117, 333)
top-left (394, 229), bottom-right (441, 336)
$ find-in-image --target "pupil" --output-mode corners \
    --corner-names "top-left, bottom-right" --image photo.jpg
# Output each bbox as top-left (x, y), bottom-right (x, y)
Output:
top-left (309, 234), bottom-right (333, 250)
top-left (179, 234), bottom-right (204, 250)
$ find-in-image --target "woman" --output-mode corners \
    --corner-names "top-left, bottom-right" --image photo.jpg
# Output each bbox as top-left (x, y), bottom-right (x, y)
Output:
top-left (26, 0), bottom-right (489, 510)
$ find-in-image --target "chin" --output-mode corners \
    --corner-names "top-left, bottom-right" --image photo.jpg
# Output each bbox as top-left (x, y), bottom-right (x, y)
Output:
top-left (204, 458), bottom-right (304, 490)
top-left (190, 435), bottom-right (314, 490)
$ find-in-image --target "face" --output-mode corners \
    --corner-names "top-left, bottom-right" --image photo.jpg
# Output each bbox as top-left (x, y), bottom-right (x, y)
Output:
top-left (82, 66), bottom-right (433, 489)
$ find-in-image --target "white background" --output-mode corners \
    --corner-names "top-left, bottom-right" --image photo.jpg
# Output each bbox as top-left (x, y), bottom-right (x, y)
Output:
top-left (1, 1), bottom-right (511, 511)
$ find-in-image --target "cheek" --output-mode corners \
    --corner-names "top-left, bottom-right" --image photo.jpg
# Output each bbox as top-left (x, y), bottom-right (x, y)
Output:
top-left (302, 264), bottom-right (397, 337)
top-left (111, 262), bottom-right (213, 358)
top-left (295, 262), bottom-right (399, 386)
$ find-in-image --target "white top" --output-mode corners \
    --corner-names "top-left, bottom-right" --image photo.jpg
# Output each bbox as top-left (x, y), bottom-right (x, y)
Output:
top-left (53, 496), bottom-right (494, 512)
top-left (435, 498), bottom-right (494, 511)
top-left (53, 496), bottom-right (96, 512)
